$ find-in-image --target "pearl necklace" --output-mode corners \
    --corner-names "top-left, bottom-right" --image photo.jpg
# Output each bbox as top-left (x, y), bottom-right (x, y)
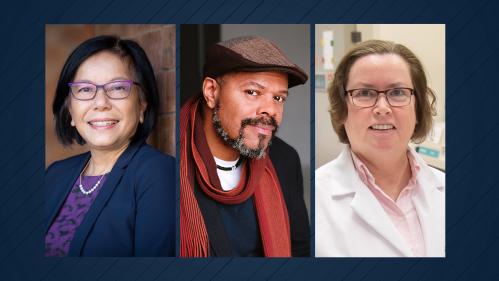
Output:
top-left (78, 160), bottom-right (106, 195)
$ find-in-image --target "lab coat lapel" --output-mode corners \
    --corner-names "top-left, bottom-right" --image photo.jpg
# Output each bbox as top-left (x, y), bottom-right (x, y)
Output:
top-left (337, 150), bottom-right (413, 257)
top-left (68, 141), bottom-right (143, 256)
top-left (350, 185), bottom-right (414, 257)
top-left (412, 164), bottom-right (445, 257)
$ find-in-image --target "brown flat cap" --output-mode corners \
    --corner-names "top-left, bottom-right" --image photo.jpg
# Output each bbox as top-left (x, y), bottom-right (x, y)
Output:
top-left (203, 36), bottom-right (308, 88)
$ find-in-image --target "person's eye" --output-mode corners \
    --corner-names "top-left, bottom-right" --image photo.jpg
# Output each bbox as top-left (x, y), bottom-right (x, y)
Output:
top-left (389, 89), bottom-right (405, 96)
top-left (108, 82), bottom-right (129, 92)
top-left (111, 85), bottom-right (126, 91)
top-left (245, 89), bottom-right (259, 96)
top-left (274, 95), bottom-right (287, 103)
top-left (355, 89), bottom-right (375, 97)
top-left (78, 86), bottom-right (93, 93)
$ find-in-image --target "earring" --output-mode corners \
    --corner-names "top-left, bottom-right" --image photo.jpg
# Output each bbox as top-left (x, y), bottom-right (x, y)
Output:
top-left (70, 120), bottom-right (75, 126)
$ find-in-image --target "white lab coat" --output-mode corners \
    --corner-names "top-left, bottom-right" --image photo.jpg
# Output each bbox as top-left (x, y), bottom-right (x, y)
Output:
top-left (315, 147), bottom-right (445, 257)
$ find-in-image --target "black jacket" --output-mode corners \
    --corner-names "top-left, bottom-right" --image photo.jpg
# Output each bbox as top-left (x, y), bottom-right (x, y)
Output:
top-left (268, 137), bottom-right (311, 257)
top-left (194, 137), bottom-right (310, 257)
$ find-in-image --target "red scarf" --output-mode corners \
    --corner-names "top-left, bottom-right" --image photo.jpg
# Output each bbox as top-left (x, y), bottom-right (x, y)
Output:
top-left (180, 96), bottom-right (291, 257)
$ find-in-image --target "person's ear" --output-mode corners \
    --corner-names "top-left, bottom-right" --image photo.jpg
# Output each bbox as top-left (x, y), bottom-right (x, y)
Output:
top-left (139, 100), bottom-right (147, 124)
top-left (202, 77), bottom-right (219, 109)
top-left (67, 98), bottom-right (75, 126)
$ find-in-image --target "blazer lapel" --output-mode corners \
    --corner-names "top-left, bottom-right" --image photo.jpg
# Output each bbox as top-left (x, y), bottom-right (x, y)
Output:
top-left (68, 141), bottom-right (144, 256)
top-left (45, 153), bottom-right (90, 233)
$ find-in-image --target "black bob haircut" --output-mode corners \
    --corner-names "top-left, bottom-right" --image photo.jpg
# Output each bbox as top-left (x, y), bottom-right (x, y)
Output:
top-left (52, 35), bottom-right (159, 146)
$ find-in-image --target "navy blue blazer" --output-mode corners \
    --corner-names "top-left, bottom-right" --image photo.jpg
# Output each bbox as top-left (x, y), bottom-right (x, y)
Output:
top-left (44, 141), bottom-right (176, 257)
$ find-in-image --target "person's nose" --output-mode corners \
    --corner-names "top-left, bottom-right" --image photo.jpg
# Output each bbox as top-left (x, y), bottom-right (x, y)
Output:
top-left (257, 96), bottom-right (281, 120)
top-left (93, 87), bottom-right (112, 110)
top-left (373, 93), bottom-right (392, 116)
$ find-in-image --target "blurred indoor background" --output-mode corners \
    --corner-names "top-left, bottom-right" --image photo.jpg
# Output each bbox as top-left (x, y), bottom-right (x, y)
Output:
top-left (315, 24), bottom-right (445, 171)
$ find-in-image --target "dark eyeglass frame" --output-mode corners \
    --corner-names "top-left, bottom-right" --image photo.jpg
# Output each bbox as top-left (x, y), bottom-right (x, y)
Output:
top-left (68, 80), bottom-right (141, 101)
top-left (345, 87), bottom-right (415, 108)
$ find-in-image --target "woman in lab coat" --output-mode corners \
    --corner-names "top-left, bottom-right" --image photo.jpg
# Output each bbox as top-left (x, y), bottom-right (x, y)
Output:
top-left (315, 40), bottom-right (445, 257)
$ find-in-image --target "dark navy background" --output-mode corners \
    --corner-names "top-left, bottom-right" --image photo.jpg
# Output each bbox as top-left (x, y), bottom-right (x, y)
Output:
top-left (1, 0), bottom-right (499, 280)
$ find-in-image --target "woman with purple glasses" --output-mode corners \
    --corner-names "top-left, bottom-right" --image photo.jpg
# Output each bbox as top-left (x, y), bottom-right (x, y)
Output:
top-left (45, 35), bottom-right (175, 257)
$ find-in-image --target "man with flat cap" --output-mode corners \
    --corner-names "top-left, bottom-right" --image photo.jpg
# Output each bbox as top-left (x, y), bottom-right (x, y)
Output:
top-left (180, 36), bottom-right (310, 257)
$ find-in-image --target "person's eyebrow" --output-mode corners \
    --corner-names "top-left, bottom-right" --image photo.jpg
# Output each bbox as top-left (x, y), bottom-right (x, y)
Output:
top-left (277, 90), bottom-right (289, 96)
top-left (72, 77), bottom-right (131, 83)
top-left (350, 82), bottom-right (409, 89)
top-left (387, 82), bottom-right (410, 88)
top-left (242, 81), bottom-right (266, 89)
top-left (242, 81), bottom-right (289, 95)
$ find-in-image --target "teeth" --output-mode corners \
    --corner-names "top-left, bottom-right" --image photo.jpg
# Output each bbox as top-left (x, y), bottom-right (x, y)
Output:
top-left (371, 124), bottom-right (394, 130)
top-left (89, 120), bottom-right (117, 126)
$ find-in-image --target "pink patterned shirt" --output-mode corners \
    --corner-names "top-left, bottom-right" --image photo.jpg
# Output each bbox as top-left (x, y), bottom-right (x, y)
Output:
top-left (350, 149), bottom-right (426, 256)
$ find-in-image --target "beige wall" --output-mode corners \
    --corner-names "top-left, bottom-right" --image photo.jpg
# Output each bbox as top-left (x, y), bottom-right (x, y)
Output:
top-left (315, 24), bottom-right (445, 167)
top-left (359, 24), bottom-right (445, 122)
top-left (45, 25), bottom-right (176, 167)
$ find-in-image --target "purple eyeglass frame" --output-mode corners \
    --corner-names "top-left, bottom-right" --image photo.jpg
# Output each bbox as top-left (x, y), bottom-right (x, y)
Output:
top-left (68, 80), bottom-right (141, 100)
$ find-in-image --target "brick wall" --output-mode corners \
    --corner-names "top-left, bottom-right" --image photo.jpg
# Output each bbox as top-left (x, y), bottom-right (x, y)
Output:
top-left (45, 25), bottom-right (176, 167)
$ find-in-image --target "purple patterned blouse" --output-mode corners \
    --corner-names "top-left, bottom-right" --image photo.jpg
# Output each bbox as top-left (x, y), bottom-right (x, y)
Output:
top-left (45, 175), bottom-right (107, 257)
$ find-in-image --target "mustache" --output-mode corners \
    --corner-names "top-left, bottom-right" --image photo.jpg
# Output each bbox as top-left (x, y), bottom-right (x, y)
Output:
top-left (240, 116), bottom-right (278, 133)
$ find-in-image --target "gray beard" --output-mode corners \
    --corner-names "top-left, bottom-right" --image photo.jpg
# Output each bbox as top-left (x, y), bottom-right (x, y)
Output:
top-left (211, 105), bottom-right (277, 159)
